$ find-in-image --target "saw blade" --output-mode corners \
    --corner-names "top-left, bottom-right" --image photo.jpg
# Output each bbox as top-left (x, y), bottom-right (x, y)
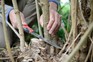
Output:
top-left (31, 32), bottom-right (61, 49)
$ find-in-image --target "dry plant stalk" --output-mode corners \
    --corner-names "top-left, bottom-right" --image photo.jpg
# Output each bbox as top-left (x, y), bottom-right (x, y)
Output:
top-left (90, 0), bottom-right (93, 22)
top-left (35, 0), bottom-right (43, 36)
top-left (65, 32), bottom-right (83, 54)
top-left (84, 43), bottom-right (92, 62)
top-left (1, 0), bottom-right (14, 62)
top-left (39, 0), bottom-right (55, 55)
top-left (39, 0), bottom-right (50, 39)
top-left (78, 0), bottom-right (88, 26)
top-left (11, 0), bottom-right (25, 52)
top-left (58, 28), bottom-right (73, 57)
top-left (65, 22), bottom-right (93, 62)
top-left (71, 0), bottom-right (77, 40)
top-left (89, 0), bottom-right (93, 61)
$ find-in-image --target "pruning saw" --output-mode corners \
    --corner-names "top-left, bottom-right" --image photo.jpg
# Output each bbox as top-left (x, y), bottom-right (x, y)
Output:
top-left (23, 24), bottom-right (61, 49)
top-left (7, 21), bottom-right (61, 49)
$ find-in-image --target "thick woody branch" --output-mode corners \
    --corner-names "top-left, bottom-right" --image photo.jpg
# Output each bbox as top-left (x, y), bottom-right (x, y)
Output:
top-left (11, 0), bottom-right (25, 52)
top-left (1, 0), bottom-right (14, 62)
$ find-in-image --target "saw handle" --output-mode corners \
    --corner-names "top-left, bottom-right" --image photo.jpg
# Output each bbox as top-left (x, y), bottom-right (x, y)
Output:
top-left (22, 24), bottom-right (41, 38)
top-left (23, 24), bottom-right (34, 33)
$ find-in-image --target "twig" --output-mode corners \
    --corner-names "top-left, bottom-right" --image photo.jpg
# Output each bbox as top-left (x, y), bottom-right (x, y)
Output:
top-left (89, 0), bottom-right (93, 23)
top-left (57, 27), bottom-right (73, 57)
top-left (89, 36), bottom-right (93, 62)
top-left (40, 0), bottom-right (52, 54)
top-left (50, 46), bottom-right (54, 56)
top-left (6, 21), bottom-right (20, 38)
top-left (65, 32), bottom-right (83, 54)
top-left (78, 0), bottom-right (88, 26)
top-left (91, 50), bottom-right (93, 62)
top-left (67, 27), bottom-right (73, 42)
top-left (84, 43), bottom-right (92, 62)
top-left (65, 22), bottom-right (93, 62)
top-left (6, 21), bottom-right (28, 47)
top-left (61, 24), bottom-right (68, 40)
top-left (37, 54), bottom-right (44, 62)
top-left (71, 0), bottom-right (77, 40)
top-left (35, 0), bottom-right (43, 36)
top-left (58, 3), bottom-right (69, 12)
top-left (11, 0), bottom-right (25, 52)
top-left (0, 57), bottom-right (9, 60)
top-left (39, 0), bottom-right (51, 39)
top-left (0, 56), bottom-right (17, 60)
top-left (0, 48), bottom-right (5, 50)
top-left (89, 36), bottom-right (93, 44)
top-left (1, 0), bottom-right (15, 62)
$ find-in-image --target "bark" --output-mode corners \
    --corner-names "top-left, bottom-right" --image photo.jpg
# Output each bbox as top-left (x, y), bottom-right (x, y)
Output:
top-left (65, 22), bottom-right (93, 62)
top-left (77, 0), bottom-right (89, 62)
top-left (39, 0), bottom-right (51, 39)
top-left (39, 0), bottom-right (54, 54)
top-left (89, 0), bottom-right (93, 61)
top-left (71, 0), bottom-right (77, 41)
top-left (78, 0), bottom-right (88, 26)
top-left (1, 0), bottom-right (14, 62)
top-left (81, 0), bottom-right (89, 22)
top-left (90, 0), bottom-right (93, 21)
top-left (84, 43), bottom-right (92, 62)
top-left (11, 0), bottom-right (25, 52)
top-left (70, 0), bottom-right (78, 61)
top-left (39, 0), bottom-right (58, 56)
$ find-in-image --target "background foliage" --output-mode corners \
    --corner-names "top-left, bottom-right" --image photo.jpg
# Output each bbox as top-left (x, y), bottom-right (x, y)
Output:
top-left (57, 0), bottom-right (70, 42)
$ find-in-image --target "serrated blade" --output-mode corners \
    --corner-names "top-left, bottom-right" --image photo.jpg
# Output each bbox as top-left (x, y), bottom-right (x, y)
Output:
top-left (31, 32), bottom-right (61, 49)
top-left (23, 27), bottom-right (61, 48)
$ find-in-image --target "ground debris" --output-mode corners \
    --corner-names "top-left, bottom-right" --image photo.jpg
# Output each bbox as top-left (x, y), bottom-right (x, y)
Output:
top-left (0, 38), bottom-right (61, 62)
